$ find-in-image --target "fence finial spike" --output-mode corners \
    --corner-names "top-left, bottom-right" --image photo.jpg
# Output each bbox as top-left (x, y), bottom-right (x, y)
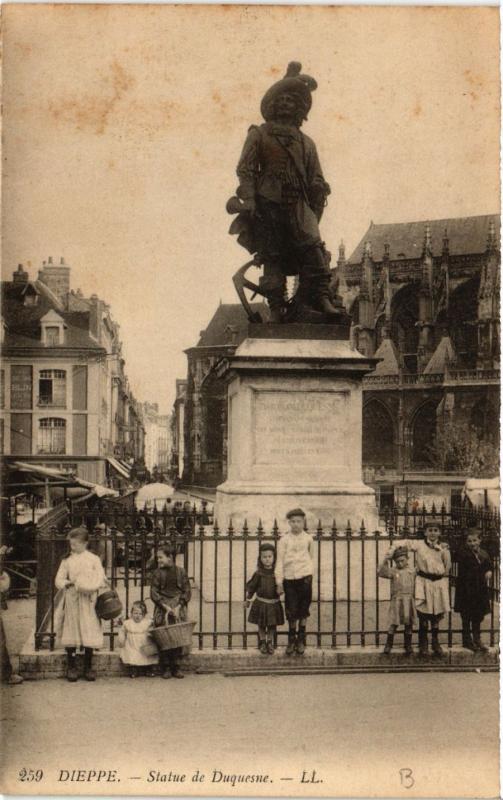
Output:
top-left (243, 518), bottom-right (249, 535)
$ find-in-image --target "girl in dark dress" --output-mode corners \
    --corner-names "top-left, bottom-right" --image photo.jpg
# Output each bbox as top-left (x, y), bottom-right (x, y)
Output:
top-left (454, 528), bottom-right (493, 652)
top-left (245, 543), bottom-right (285, 655)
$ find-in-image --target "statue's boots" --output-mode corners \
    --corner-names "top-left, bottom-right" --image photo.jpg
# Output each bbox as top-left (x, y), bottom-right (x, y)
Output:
top-left (300, 249), bottom-right (341, 317)
top-left (267, 288), bottom-right (287, 323)
top-left (312, 271), bottom-right (343, 316)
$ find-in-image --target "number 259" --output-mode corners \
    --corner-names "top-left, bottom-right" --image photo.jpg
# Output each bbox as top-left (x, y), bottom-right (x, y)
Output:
top-left (18, 768), bottom-right (43, 782)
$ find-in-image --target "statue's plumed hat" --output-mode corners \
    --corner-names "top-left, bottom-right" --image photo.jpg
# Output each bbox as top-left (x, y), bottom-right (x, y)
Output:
top-left (261, 62), bottom-right (318, 122)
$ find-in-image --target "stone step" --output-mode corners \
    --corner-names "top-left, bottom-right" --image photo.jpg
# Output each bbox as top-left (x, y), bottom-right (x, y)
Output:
top-left (19, 644), bottom-right (498, 679)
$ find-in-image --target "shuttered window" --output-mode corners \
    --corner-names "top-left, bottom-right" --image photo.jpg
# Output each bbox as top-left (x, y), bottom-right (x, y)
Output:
top-left (38, 418), bottom-right (66, 454)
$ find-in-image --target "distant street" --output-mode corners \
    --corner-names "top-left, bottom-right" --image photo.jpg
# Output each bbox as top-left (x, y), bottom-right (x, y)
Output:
top-left (1, 672), bottom-right (498, 798)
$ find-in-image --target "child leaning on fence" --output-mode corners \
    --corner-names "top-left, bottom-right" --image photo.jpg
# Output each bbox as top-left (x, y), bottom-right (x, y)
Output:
top-left (117, 600), bottom-right (158, 678)
top-left (150, 546), bottom-right (191, 679)
top-left (377, 545), bottom-right (417, 655)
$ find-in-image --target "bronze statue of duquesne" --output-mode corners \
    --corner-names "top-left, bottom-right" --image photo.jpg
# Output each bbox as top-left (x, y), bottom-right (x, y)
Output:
top-left (227, 62), bottom-right (345, 324)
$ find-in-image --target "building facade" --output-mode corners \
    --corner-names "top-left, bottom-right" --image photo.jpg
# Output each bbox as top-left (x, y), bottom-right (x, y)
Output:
top-left (170, 379), bottom-right (187, 481)
top-left (141, 402), bottom-right (172, 474)
top-left (1, 258), bottom-right (145, 487)
top-left (180, 302), bottom-right (266, 488)
top-left (341, 214), bottom-right (500, 506)
top-left (177, 215), bottom-right (500, 506)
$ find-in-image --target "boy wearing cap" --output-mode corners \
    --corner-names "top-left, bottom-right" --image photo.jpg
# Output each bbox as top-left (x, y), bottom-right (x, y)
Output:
top-left (454, 528), bottom-right (492, 652)
top-left (275, 508), bottom-right (314, 655)
top-left (378, 545), bottom-right (417, 655)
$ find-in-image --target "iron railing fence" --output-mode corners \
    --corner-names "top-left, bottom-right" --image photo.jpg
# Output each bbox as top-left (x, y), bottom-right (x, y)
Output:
top-left (381, 501), bottom-right (501, 538)
top-left (34, 502), bottom-right (500, 652)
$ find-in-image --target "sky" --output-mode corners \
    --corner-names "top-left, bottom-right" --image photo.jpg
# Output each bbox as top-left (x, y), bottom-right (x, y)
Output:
top-left (2, 4), bottom-right (499, 412)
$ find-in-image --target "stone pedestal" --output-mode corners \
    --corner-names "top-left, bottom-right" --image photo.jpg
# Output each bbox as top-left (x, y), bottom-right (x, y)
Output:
top-left (215, 324), bottom-right (380, 532)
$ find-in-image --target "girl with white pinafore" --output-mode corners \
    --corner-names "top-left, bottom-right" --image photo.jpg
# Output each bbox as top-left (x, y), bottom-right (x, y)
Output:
top-left (117, 600), bottom-right (158, 677)
top-left (54, 527), bottom-right (106, 681)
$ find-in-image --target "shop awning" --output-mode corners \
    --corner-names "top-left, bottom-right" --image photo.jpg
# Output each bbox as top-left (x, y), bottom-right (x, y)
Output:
top-left (10, 461), bottom-right (118, 499)
top-left (462, 478), bottom-right (500, 510)
top-left (107, 457), bottom-right (131, 480)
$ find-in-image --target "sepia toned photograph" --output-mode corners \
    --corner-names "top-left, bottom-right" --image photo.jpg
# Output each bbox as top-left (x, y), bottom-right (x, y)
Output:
top-left (0, 4), bottom-right (500, 798)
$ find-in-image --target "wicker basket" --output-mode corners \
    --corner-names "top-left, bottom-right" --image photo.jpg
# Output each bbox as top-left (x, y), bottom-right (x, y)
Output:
top-left (150, 622), bottom-right (195, 651)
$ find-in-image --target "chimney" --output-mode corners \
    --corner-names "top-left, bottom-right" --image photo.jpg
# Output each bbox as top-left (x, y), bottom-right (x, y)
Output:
top-left (38, 256), bottom-right (71, 305)
top-left (13, 264), bottom-right (29, 284)
top-left (89, 294), bottom-right (103, 342)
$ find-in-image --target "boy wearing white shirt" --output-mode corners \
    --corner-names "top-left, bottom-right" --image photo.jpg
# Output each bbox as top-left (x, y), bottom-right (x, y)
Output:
top-left (275, 508), bottom-right (314, 655)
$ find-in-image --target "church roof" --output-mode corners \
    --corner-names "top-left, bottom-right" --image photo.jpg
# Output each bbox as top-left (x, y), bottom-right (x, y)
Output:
top-left (348, 214), bottom-right (500, 265)
top-left (196, 302), bottom-right (268, 347)
top-left (373, 335), bottom-right (400, 376)
top-left (423, 335), bottom-right (457, 374)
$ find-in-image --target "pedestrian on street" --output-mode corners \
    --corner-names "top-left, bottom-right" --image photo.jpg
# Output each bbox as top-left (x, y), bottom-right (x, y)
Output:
top-left (54, 527), bottom-right (107, 682)
top-left (454, 528), bottom-right (492, 652)
top-left (275, 508), bottom-right (314, 655)
top-left (377, 545), bottom-right (417, 655)
top-left (406, 522), bottom-right (451, 657)
top-left (117, 600), bottom-right (158, 677)
top-left (150, 546), bottom-right (191, 679)
top-left (0, 548), bottom-right (23, 685)
top-left (245, 542), bottom-right (285, 655)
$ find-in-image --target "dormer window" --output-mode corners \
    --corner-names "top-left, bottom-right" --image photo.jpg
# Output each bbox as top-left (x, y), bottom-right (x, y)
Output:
top-left (22, 282), bottom-right (40, 307)
top-left (40, 309), bottom-right (65, 346)
top-left (45, 327), bottom-right (60, 346)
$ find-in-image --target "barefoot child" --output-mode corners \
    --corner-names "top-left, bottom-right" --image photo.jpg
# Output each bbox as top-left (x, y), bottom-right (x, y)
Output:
top-left (150, 546), bottom-right (191, 679)
top-left (54, 527), bottom-right (107, 681)
top-left (245, 542), bottom-right (285, 654)
top-left (454, 528), bottom-right (493, 652)
top-left (117, 600), bottom-right (158, 677)
top-left (275, 508), bottom-right (314, 655)
top-left (378, 545), bottom-right (417, 655)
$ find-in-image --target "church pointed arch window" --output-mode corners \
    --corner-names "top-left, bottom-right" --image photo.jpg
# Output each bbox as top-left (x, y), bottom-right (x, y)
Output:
top-left (362, 399), bottom-right (396, 468)
top-left (410, 401), bottom-right (438, 467)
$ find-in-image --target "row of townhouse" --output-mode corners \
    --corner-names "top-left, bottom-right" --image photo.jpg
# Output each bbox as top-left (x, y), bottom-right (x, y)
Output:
top-left (1, 258), bottom-right (145, 486)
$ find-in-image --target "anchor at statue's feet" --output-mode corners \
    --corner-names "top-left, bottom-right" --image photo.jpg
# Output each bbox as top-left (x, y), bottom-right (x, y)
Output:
top-left (226, 62), bottom-right (350, 326)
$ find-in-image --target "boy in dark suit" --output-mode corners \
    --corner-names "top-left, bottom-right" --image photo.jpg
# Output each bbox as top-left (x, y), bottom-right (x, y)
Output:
top-left (454, 528), bottom-right (493, 652)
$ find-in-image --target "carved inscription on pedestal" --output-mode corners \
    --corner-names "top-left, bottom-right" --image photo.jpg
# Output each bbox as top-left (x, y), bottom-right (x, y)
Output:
top-left (253, 390), bottom-right (348, 466)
